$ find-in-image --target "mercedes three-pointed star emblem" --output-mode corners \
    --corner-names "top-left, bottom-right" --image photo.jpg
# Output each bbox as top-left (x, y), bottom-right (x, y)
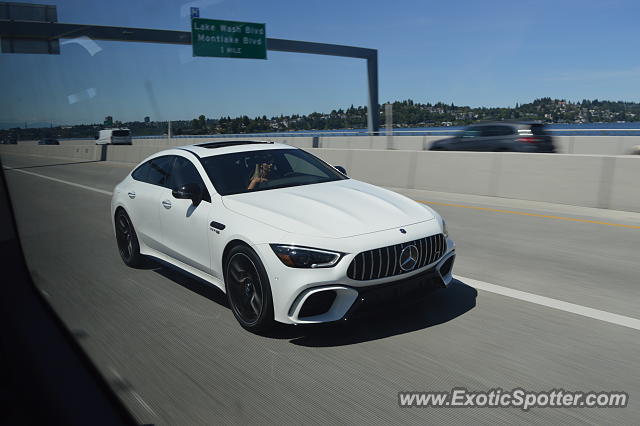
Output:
top-left (399, 245), bottom-right (419, 271)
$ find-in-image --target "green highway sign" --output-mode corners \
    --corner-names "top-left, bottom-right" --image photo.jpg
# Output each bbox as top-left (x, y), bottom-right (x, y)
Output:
top-left (191, 18), bottom-right (266, 59)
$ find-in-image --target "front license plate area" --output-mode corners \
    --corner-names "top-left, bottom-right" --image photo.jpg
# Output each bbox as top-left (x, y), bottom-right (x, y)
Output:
top-left (360, 270), bottom-right (445, 305)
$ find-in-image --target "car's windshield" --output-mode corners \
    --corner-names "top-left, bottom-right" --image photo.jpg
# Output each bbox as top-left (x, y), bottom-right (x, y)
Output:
top-left (201, 148), bottom-right (347, 195)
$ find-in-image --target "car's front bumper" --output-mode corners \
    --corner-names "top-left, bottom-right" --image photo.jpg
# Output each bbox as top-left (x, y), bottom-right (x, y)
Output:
top-left (294, 249), bottom-right (456, 324)
top-left (341, 255), bottom-right (454, 321)
top-left (253, 223), bottom-right (456, 325)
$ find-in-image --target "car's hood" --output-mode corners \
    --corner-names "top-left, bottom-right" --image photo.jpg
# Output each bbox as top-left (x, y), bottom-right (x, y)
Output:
top-left (222, 179), bottom-right (435, 239)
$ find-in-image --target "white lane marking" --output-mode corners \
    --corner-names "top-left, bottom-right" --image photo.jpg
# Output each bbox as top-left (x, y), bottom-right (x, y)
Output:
top-left (109, 367), bottom-right (157, 418)
top-left (130, 391), bottom-right (158, 418)
top-left (3, 165), bottom-right (113, 196)
top-left (457, 275), bottom-right (640, 331)
top-left (5, 164), bottom-right (639, 331)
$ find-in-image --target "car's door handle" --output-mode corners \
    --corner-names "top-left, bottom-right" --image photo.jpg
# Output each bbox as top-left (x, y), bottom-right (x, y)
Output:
top-left (162, 200), bottom-right (172, 209)
top-left (128, 191), bottom-right (136, 199)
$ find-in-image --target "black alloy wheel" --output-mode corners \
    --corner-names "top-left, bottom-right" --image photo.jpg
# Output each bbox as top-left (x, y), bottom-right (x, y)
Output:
top-left (225, 246), bottom-right (274, 332)
top-left (115, 210), bottom-right (143, 267)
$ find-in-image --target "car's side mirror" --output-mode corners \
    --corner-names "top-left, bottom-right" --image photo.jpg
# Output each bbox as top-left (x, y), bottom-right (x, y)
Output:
top-left (172, 183), bottom-right (203, 205)
top-left (334, 165), bottom-right (347, 176)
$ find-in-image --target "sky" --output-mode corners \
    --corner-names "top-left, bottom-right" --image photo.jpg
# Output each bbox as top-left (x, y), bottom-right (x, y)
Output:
top-left (1, 0), bottom-right (640, 127)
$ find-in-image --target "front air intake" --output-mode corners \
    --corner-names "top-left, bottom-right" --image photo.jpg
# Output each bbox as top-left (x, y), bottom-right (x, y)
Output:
top-left (439, 255), bottom-right (455, 277)
top-left (299, 290), bottom-right (337, 318)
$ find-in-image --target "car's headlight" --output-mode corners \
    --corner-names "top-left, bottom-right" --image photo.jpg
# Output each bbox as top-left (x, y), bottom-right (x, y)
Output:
top-left (270, 244), bottom-right (342, 268)
top-left (442, 219), bottom-right (449, 238)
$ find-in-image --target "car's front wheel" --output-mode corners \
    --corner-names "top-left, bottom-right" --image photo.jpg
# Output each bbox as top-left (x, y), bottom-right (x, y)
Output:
top-left (224, 245), bottom-right (275, 332)
top-left (114, 209), bottom-right (144, 267)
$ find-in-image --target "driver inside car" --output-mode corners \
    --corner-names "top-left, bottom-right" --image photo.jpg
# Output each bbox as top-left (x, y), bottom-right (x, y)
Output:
top-left (247, 154), bottom-right (275, 190)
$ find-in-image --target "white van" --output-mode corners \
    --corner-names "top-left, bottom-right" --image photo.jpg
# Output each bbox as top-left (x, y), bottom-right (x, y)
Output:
top-left (96, 128), bottom-right (132, 145)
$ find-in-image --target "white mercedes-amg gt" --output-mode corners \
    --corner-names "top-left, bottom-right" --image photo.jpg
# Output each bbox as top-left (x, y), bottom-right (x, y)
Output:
top-left (111, 141), bottom-right (456, 332)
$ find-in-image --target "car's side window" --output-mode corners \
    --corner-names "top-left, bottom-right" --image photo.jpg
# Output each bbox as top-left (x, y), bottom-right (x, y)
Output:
top-left (480, 126), bottom-right (494, 137)
top-left (495, 125), bottom-right (515, 136)
top-left (168, 156), bottom-right (205, 188)
top-left (131, 161), bottom-right (151, 182)
top-left (479, 126), bottom-right (496, 137)
top-left (480, 125), bottom-right (516, 137)
top-left (462, 126), bottom-right (482, 138)
top-left (146, 156), bottom-right (174, 187)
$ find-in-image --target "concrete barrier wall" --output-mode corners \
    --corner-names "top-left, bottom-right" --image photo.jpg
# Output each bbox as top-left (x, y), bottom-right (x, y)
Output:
top-left (9, 135), bottom-right (640, 154)
top-left (315, 135), bottom-right (640, 154)
top-left (494, 154), bottom-right (606, 207)
top-left (106, 145), bottom-right (165, 163)
top-left (553, 136), bottom-right (640, 155)
top-left (3, 141), bottom-right (640, 212)
top-left (0, 144), bottom-right (101, 160)
top-left (609, 157), bottom-right (640, 212)
top-left (317, 135), bottom-right (432, 150)
top-left (307, 148), bottom-right (640, 212)
top-left (16, 139), bottom-right (96, 146)
top-left (349, 150), bottom-right (415, 188)
top-left (413, 152), bottom-right (499, 195)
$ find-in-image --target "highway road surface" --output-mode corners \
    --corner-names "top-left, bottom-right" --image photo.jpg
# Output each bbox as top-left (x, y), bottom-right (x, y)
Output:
top-left (2, 152), bottom-right (639, 425)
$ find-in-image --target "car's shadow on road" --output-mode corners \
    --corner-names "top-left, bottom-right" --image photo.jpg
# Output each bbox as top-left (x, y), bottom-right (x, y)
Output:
top-left (146, 258), bottom-right (477, 346)
top-left (287, 279), bottom-right (477, 347)
top-left (147, 258), bottom-right (229, 308)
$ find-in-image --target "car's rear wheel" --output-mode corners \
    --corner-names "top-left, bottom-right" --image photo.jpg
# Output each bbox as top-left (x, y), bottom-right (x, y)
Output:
top-left (225, 245), bottom-right (274, 332)
top-left (115, 209), bottom-right (144, 267)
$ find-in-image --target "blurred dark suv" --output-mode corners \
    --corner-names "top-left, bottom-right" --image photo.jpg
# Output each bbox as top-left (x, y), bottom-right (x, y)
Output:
top-left (429, 122), bottom-right (556, 153)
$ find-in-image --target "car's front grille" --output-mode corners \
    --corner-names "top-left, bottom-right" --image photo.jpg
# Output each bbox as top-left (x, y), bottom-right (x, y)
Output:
top-left (347, 233), bottom-right (446, 281)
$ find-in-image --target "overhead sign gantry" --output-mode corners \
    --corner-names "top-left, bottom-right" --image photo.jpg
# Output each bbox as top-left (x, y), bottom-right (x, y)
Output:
top-left (0, 3), bottom-right (380, 133)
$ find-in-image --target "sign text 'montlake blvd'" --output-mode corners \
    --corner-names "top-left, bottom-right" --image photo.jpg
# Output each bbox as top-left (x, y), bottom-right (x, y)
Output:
top-left (191, 18), bottom-right (266, 59)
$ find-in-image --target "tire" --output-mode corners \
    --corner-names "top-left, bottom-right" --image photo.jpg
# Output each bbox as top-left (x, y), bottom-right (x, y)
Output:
top-left (114, 209), bottom-right (144, 268)
top-left (224, 245), bottom-right (275, 332)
